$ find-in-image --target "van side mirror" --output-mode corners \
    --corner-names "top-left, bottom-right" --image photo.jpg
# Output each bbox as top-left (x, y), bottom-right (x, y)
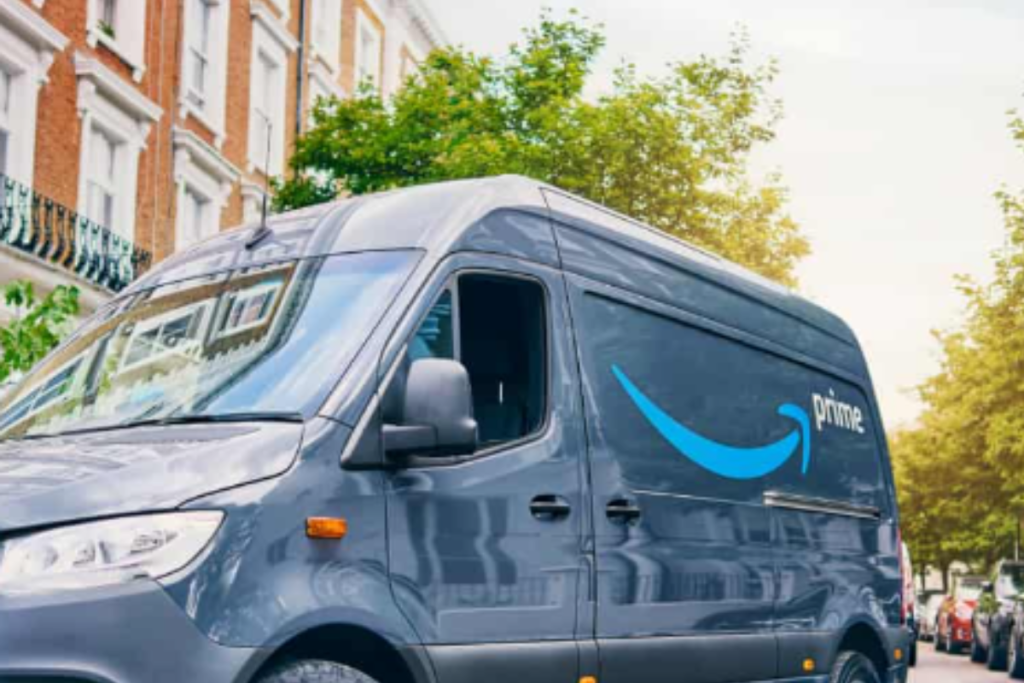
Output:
top-left (383, 359), bottom-right (478, 459)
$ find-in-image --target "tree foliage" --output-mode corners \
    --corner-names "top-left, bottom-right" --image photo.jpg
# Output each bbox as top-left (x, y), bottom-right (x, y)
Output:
top-left (0, 281), bottom-right (79, 383)
top-left (276, 12), bottom-right (809, 286)
top-left (892, 108), bottom-right (1024, 584)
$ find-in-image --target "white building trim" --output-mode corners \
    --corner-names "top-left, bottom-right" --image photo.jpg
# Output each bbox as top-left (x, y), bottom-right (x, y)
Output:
top-left (173, 127), bottom-right (240, 251)
top-left (75, 53), bottom-right (163, 141)
top-left (262, 0), bottom-right (291, 23)
top-left (250, 0), bottom-right (300, 53)
top-left (354, 7), bottom-right (383, 92)
top-left (0, 0), bottom-right (68, 185)
top-left (85, 0), bottom-right (148, 82)
top-left (74, 52), bottom-right (162, 243)
top-left (241, 181), bottom-right (267, 224)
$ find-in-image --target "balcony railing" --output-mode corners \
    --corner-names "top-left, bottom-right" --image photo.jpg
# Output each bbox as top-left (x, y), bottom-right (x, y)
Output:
top-left (0, 174), bottom-right (152, 294)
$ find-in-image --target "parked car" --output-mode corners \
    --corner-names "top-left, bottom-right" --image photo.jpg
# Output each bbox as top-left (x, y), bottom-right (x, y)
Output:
top-left (0, 177), bottom-right (909, 683)
top-left (971, 560), bottom-right (1024, 669)
top-left (917, 592), bottom-right (945, 641)
top-left (901, 544), bottom-right (917, 666)
top-left (937, 575), bottom-right (986, 654)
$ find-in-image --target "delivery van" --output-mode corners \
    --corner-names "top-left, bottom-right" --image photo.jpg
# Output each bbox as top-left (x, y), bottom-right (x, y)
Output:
top-left (0, 176), bottom-right (907, 683)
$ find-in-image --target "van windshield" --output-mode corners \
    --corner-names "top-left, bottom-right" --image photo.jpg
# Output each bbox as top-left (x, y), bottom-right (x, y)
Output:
top-left (0, 251), bottom-right (418, 440)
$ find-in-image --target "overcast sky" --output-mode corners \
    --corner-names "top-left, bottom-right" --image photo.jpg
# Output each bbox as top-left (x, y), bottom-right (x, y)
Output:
top-left (430, 0), bottom-right (1024, 429)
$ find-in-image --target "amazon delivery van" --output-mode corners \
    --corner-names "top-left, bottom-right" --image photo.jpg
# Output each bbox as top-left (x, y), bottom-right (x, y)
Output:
top-left (0, 176), bottom-right (907, 683)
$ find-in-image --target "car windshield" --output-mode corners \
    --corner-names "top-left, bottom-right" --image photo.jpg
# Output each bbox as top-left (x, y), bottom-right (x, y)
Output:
top-left (0, 251), bottom-right (418, 439)
top-left (998, 566), bottom-right (1024, 596)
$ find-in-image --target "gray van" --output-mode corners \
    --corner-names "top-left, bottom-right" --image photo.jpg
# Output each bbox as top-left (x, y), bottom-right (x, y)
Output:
top-left (0, 176), bottom-right (907, 683)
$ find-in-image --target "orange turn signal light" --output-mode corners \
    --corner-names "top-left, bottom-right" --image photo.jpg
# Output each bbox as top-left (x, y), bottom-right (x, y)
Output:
top-left (306, 517), bottom-right (348, 539)
top-left (894, 648), bottom-right (903, 661)
top-left (580, 677), bottom-right (597, 683)
top-left (802, 659), bottom-right (815, 673)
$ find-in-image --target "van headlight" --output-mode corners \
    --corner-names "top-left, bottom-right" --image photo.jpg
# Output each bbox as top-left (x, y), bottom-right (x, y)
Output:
top-left (0, 512), bottom-right (223, 596)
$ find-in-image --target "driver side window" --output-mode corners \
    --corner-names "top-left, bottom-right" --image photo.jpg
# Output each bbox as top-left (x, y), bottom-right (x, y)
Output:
top-left (405, 272), bottom-right (547, 450)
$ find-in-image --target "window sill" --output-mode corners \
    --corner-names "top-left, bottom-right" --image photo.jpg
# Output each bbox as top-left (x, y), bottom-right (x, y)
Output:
top-left (179, 99), bottom-right (226, 149)
top-left (310, 44), bottom-right (340, 76)
top-left (87, 28), bottom-right (146, 83)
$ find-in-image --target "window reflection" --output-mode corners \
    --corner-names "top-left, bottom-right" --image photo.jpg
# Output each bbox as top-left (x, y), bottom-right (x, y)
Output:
top-left (0, 251), bottom-right (418, 439)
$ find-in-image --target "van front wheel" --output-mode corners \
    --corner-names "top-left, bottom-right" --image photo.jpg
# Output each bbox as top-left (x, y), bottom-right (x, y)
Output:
top-left (829, 652), bottom-right (881, 683)
top-left (256, 660), bottom-right (380, 683)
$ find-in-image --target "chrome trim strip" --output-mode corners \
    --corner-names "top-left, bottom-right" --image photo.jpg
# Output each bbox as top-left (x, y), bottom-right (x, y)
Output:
top-left (763, 490), bottom-right (881, 520)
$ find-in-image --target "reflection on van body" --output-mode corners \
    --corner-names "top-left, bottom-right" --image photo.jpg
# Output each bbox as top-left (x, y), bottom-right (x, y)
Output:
top-left (0, 178), bottom-right (906, 683)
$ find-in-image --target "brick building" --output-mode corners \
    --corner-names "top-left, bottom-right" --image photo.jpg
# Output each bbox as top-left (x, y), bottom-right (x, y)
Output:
top-left (0, 0), bottom-right (446, 318)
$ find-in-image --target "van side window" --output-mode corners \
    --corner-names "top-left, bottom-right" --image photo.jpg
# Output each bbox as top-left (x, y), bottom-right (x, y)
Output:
top-left (407, 274), bottom-right (547, 449)
top-left (409, 289), bottom-right (454, 361)
top-left (573, 291), bottom-right (886, 509)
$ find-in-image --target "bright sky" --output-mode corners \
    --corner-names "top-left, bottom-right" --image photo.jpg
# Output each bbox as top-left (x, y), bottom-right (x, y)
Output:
top-left (430, 0), bottom-right (1024, 429)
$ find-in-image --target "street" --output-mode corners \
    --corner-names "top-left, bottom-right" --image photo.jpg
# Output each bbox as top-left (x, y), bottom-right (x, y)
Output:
top-left (915, 646), bottom-right (1012, 683)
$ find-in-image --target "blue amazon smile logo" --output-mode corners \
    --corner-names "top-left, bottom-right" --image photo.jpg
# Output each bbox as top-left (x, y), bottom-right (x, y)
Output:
top-left (611, 365), bottom-right (811, 480)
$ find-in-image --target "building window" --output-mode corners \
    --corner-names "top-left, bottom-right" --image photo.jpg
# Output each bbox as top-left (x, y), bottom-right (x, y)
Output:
top-left (172, 127), bottom-right (239, 253)
top-left (180, 0), bottom-right (229, 145)
top-left (0, 7), bottom-right (68, 185)
top-left (187, 0), bottom-right (212, 106)
top-left (180, 186), bottom-right (210, 249)
top-left (311, 0), bottom-right (342, 71)
top-left (247, 7), bottom-right (295, 175)
top-left (400, 52), bottom-right (418, 83)
top-left (87, 0), bottom-right (148, 82)
top-left (355, 10), bottom-right (382, 91)
top-left (251, 51), bottom-right (279, 172)
top-left (0, 69), bottom-right (10, 176)
top-left (98, 0), bottom-right (116, 29)
top-left (85, 127), bottom-right (118, 232)
top-left (75, 53), bottom-right (162, 245)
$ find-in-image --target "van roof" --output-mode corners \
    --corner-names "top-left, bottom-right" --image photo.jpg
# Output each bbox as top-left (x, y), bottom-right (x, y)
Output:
top-left (130, 175), bottom-right (858, 348)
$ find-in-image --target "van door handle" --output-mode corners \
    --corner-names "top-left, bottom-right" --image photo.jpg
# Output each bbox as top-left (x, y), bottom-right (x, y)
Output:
top-left (606, 499), bottom-right (641, 524)
top-left (530, 494), bottom-right (571, 521)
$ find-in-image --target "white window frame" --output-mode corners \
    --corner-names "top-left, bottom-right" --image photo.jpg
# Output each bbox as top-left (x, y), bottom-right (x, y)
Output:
top-left (248, 2), bottom-right (297, 176)
top-left (172, 126), bottom-right (240, 253)
top-left (179, 0), bottom-right (230, 147)
top-left (75, 53), bottom-right (163, 244)
top-left (84, 125), bottom-right (118, 231)
top-left (354, 9), bottom-right (383, 92)
top-left (86, 0), bottom-right (148, 83)
top-left (310, 0), bottom-right (342, 73)
top-left (306, 58), bottom-right (344, 125)
top-left (0, 0), bottom-right (68, 185)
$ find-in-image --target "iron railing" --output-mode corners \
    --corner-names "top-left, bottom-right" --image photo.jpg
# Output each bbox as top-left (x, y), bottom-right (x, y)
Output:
top-left (0, 174), bottom-right (152, 293)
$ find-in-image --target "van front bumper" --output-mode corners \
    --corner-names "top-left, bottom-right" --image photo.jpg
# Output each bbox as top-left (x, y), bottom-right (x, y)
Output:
top-left (0, 580), bottom-right (264, 683)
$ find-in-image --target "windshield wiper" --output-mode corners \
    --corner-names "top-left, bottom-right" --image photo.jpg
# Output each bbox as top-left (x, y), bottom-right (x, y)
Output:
top-left (14, 412), bottom-right (304, 441)
top-left (123, 411), bottom-right (305, 429)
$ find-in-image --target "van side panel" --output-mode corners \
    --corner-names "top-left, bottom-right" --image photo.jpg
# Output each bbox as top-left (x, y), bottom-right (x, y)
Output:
top-left (552, 224), bottom-right (868, 380)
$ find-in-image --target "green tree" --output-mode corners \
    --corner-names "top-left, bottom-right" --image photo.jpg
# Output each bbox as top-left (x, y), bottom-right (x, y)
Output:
top-left (0, 281), bottom-right (80, 383)
top-left (277, 13), bottom-right (809, 286)
top-left (894, 106), bottom-right (1024, 578)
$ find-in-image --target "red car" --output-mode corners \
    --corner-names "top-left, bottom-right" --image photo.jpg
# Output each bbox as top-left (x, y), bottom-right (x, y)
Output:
top-left (936, 576), bottom-right (986, 654)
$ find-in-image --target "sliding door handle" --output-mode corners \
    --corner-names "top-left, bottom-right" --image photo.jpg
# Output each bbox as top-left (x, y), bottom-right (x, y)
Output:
top-left (606, 498), bottom-right (641, 524)
top-left (530, 494), bottom-right (571, 521)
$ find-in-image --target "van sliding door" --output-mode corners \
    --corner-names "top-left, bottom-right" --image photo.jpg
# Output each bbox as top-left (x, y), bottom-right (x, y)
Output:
top-left (564, 276), bottom-right (778, 683)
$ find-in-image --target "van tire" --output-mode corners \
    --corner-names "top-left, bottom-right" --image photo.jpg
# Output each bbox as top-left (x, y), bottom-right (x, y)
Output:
top-left (256, 660), bottom-right (381, 683)
top-left (829, 651), bottom-right (881, 683)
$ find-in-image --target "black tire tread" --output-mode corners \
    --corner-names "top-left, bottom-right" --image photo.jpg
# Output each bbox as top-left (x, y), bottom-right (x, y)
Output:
top-left (257, 660), bottom-right (380, 683)
top-left (829, 651), bottom-right (881, 683)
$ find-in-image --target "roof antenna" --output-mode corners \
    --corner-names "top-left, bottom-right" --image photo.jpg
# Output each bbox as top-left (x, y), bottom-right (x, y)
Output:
top-left (246, 113), bottom-right (274, 250)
